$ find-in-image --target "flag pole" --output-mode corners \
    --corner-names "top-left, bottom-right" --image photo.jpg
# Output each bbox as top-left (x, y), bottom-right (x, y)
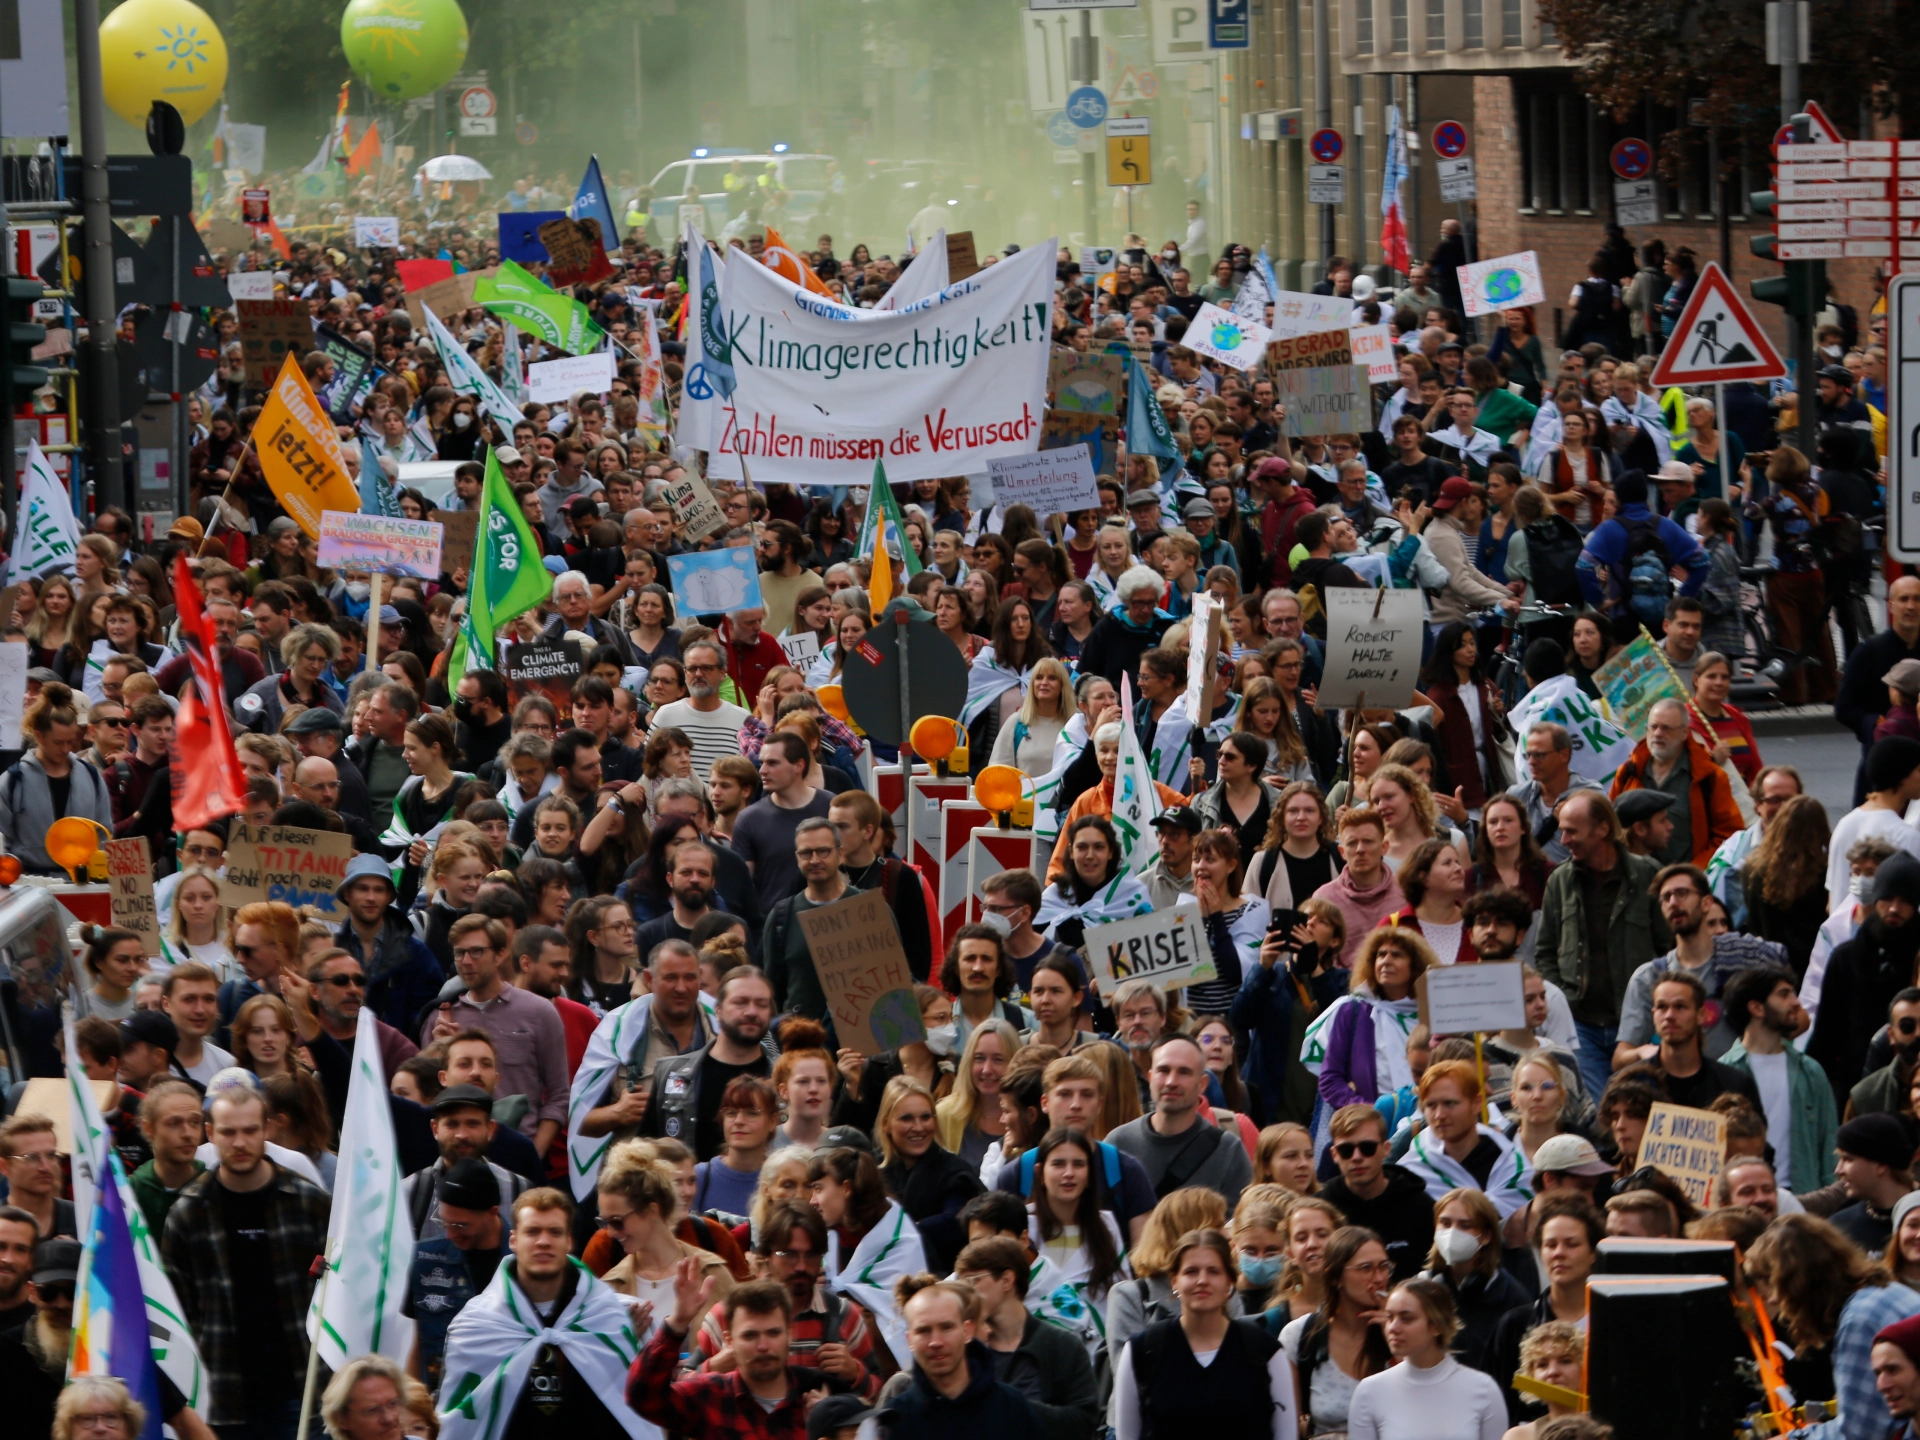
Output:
top-left (296, 1238), bottom-right (338, 1440)
top-left (194, 437), bottom-right (257, 558)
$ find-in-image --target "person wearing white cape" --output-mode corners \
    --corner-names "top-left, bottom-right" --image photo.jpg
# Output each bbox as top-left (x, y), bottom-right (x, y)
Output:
top-left (811, 1145), bottom-right (927, 1369)
top-left (438, 1189), bottom-right (654, 1440)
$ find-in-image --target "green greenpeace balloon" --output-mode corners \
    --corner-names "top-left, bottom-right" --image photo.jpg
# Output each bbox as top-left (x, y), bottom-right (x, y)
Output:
top-left (340, 0), bottom-right (469, 100)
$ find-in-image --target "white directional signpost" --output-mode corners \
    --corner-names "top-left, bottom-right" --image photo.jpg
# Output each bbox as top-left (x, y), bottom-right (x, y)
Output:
top-left (1650, 261), bottom-right (1788, 520)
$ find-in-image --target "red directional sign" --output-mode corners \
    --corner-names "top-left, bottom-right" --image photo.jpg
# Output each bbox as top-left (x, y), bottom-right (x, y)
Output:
top-left (1647, 261), bottom-right (1787, 387)
top-left (1431, 121), bottom-right (1469, 159)
top-left (1309, 128), bottom-right (1344, 163)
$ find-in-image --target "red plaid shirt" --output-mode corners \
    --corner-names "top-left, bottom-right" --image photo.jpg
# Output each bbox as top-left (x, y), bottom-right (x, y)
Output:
top-left (690, 1283), bottom-right (885, 1398)
top-left (626, 1323), bottom-right (815, 1439)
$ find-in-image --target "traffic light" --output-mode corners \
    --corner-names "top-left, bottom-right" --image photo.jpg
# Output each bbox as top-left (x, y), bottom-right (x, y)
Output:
top-left (1748, 188), bottom-right (1827, 317)
top-left (6, 276), bottom-right (47, 396)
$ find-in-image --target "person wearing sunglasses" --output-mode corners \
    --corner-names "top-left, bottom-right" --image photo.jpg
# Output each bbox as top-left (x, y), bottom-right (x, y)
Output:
top-left (1319, 1104), bottom-right (1435, 1283)
top-left (81, 697), bottom-right (130, 772)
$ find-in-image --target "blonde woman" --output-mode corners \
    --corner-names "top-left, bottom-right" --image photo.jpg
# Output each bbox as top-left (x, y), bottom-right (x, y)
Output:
top-left (1369, 761), bottom-right (1455, 875)
top-left (934, 1017), bottom-right (1022, 1171)
top-left (1255, 1121), bottom-right (1319, 1195)
top-left (745, 1145), bottom-right (814, 1249)
top-left (1504, 1052), bottom-right (1575, 1164)
top-left (1233, 1195), bottom-right (1290, 1313)
top-left (599, 1137), bottom-right (734, 1340)
top-left (1104, 1184), bottom-right (1234, 1351)
top-left (877, 1073), bottom-right (986, 1274)
top-left (160, 865), bottom-right (236, 981)
top-left (1500, 1322), bottom-right (1586, 1440)
top-left (1268, 1194), bottom-right (1345, 1327)
top-left (53, 1377), bottom-right (144, 1440)
top-left (73, 533), bottom-right (121, 600)
top-left (989, 657), bottom-right (1072, 773)
top-left (25, 574), bottom-right (76, 669)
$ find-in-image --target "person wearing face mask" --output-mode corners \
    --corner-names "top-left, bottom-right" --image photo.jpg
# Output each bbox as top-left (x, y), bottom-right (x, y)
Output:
top-left (1417, 1189), bottom-right (1529, 1380)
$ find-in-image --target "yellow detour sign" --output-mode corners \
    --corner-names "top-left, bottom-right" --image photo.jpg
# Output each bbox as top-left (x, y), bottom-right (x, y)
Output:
top-left (1108, 117), bottom-right (1152, 186)
top-left (256, 352), bottom-right (360, 537)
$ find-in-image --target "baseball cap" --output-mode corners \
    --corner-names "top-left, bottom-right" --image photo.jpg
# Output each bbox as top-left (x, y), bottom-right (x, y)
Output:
top-left (121, 1009), bottom-right (179, 1052)
top-left (1883, 659), bottom-right (1920, 694)
top-left (807, 1395), bottom-right (874, 1440)
top-left (494, 446), bottom-right (523, 467)
top-left (817, 1125), bottom-right (875, 1157)
top-left (1818, 363), bottom-right (1855, 386)
top-left (1151, 805), bottom-right (1203, 835)
top-left (431, 1083), bottom-right (496, 1119)
top-left (1430, 476), bottom-right (1474, 512)
top-left (167, 515), bottom-right (205, 542)
top-left (32, 1238), bottom-right (81, 1286)
top-left (286, 707), bottom-right (345, 735)
top-left (378, 604), bottom-right (404, 627)
top-left (1654, 461), bottom-right (1696, 484)
top-left (437, 1156), bottom-right (501, 1209)
top-left (1526, 1134), bottom-right (1615, 1188)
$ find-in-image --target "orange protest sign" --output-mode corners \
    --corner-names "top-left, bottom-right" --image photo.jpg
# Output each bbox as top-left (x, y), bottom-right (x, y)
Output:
top-left (256, 353), bottom-right (358, 536)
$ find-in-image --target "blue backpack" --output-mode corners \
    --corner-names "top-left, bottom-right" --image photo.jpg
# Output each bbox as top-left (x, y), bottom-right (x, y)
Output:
top-left (1624, 518), bottom-right (1672, 627)
top-left (1017, 1140), bottom-right (1124, 1197)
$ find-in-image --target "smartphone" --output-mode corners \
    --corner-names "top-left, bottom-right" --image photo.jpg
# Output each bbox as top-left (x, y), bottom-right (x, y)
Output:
top-left (1268, 907), bottom-right (1306, 938)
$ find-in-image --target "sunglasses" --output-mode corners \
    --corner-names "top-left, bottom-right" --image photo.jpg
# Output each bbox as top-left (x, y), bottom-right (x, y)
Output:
top-left (323, 973), bottom-right (366, 989)
top-left (1333, 1140), bottom-right (1381, 1159)
top-left (1899, 1018), bottom-right (1919, 1036)
top-left (92, 716), bottom-right (128, 728)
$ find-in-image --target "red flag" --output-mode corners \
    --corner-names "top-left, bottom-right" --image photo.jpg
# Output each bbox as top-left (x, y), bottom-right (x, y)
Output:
top-left (169, 556), bottom-right (248, 830)
top-left (347, 120), bottom-right (382, 178)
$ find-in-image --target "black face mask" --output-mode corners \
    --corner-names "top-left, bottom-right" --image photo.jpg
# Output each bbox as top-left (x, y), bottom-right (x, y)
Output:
top-left (451, 696), bottom-right (475, 724)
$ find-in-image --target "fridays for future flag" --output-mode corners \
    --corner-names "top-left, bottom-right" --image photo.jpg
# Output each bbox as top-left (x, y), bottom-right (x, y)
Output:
top-left (474, 260), bottom-right (606, 355)
top-left (425, 303), bottom-right (526, 428)
top-left (10, 439), bottom-right (82, 580)
top-left (1113, 674), bottom-right (1162, 881)
top-left (308, 1004), bottom-right (415, 1367)
top-left (71, 1154), bottom-right (168, 1439)
top-left (448, 447), bottom-right (552, 690)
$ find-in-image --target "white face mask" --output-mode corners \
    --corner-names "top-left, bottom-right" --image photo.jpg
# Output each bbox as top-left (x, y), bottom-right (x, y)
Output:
top-left (977, 910), bottom-right (1013, 939)
top-left (346, 581), bottom-right (371, 601)
top-left (453, 412), bottom-right (472, 430)
top-left (1853, 873), bottom-right (1875, 900)
top-left (923, 1023), bottom-right (958, 1058)
top-left (1434, 1226), bottom-right (1484, 1266)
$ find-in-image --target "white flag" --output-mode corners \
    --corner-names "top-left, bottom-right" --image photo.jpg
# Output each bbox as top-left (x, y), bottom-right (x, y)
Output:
top-left (1112, 674), bottom-right (1163, 881)
top-left (13, 440), bottom-right (83, 581)
top-left (307, 1004), bottom-right (416, 1366)
top-left (65, 1004), bottom-right (110, 1239)
top-left (424, 305), bottom-right (526, 430)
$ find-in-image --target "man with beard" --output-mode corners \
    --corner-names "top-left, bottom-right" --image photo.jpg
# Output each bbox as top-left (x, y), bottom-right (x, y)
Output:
top-left (1609, 698), bottom-right (1744, 869)
top-left (510, 923), bottom-right (598, 1073)
top-left (635, 845), bottom-right (719, 953)
top-left (1812, 850), bottom-right (1920, 1106)
top-left (579, 942), bottom-right (716, 1148)
top-left (649, 641), bottom-right (750, 780)
top-left (400, 1085), bottom-right (530, 1241)
top-left (1467, 889), bottom-right (1584, 1108)
top-left (0, 1205), bottom-right (34, 1330)
top-left (306, 947), bottom-right (419, 1078)
top-left (760, 818), bottom-right (857, 1021)
top-left (640, 966), bottom-right (774, 1162)
top-left (1613, 864), bottom-right (1755, 1071)
top-left (1722, 964), bottom-right (1836, 1196)
top-left (452, 669), bottom-right (512, 774)
top-left (1640, 971), bottom-right (1762, 1112)
top-left (754, 519), bottom-right (821, 638)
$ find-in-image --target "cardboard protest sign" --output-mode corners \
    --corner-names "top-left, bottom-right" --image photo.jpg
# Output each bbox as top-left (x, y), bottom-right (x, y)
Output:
top-left (1417, 961), bottom-right (1527, 1035)
top-left (226, 270), bottom-right (275, 301)
top-left (1183, 594), bottom-right (1224, 725)
top-left (662, 470), bottom-right (727, 542)
top-left (318, 510), bottom-right (445, 579)
top-left (221, 820), bottom-right (354, 915)
top-left (1350, 323), bottom-right (1397, 382)
top-left (1040, 410), bottom-right (1121, 477)
top-left (987, 444), bottom-right (1102, 515)
top-left (1048, 350), bottom-right (1127, 415)
top-left (1316, 587), bottom-right (1423, 708)
top-left (1593, 633), bottom-right (1688, 736)
top-left (1638, 1102), bottom-right (1726, 1206)
top-left (431, 508), bottom-right (479, 575)
top-left (779, 631), bottom-right (821, 666)
top-left (528, 351), bottom-right (616, 404)
top-left (1267, 328), bottom-right (1353, 370)
top-left (1461, 250), bottom-right (1547, 319)
top-left (15, 1078), bottom-right (118, 1154)
top-left (1083, 904), bottom-right (1216, 998)
top-left (104, 837), bottom-right (159, 955)
top-left (1271, 356), bottom-right (1373, 436)
top-left (797, 889), bottom-right (927, 1055)
top-left (402, 268), bottom-right (486, 332)
top-left (535, 215), bottom-right (614, 286)
top-left (237, 299), bottom-right (315, 387)
top-left (667, 549), bottom-right (764, 616)
top-left (255, 356), bottom-right (361, 537)
top-left (1266, 290), bottom-right (1355, 339)
top-left (1185, 302), bottom-right (1272, 372)
top-left (945, 231), bottom-right (981, 281)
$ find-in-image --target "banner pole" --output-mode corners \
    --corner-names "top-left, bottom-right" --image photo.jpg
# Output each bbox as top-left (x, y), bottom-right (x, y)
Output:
top-left (296, 1238), bottom-right (338, 1440)
top-left (366, 572), bottom-right (384, 673)
top-left (193, 437), bottom-right (256, 558)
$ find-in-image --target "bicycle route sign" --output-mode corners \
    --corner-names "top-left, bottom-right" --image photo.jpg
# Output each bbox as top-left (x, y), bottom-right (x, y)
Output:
top-left (1067, 87), bottom-right (1109, 129)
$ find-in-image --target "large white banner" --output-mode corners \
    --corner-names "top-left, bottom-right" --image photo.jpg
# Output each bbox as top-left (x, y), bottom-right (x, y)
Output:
top-left (709, 241), bottom-right (1056, 486)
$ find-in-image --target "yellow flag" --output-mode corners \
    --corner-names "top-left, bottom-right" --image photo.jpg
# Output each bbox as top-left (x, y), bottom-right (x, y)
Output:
top-left (254, 352), bottom-right (359, 536)
top-left (867, 500), bottom-right (892, 619)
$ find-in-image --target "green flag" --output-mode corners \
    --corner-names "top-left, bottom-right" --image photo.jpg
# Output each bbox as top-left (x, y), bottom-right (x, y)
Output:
top-left (473, 260), bottom-right (605, 355)
top-left (854, 459), bottom-right (925, 579)
top-left (451, 447), bottom-right (551, 692)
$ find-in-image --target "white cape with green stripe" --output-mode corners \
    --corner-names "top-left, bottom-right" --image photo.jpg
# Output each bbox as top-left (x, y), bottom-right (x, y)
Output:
top-left (958, 644), bottom-right (1028, 729)
top-left (566, 992), bottom-right (716, 1200)
top-left (438, 1257), bottom-right (653, 1440)
top-left (826, 1200), bottom-right (926, 1369)
top-left (1399, 1122), bottom-right (1532, 1219)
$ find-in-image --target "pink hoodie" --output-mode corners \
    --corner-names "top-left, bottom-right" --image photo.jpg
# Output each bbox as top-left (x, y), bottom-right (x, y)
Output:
top-left (1312, 863), bottom-right (1406, 967)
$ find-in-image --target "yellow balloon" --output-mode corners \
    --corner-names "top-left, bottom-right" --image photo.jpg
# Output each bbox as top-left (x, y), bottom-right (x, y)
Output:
top-left (100, 0), bottom-right (229, 127)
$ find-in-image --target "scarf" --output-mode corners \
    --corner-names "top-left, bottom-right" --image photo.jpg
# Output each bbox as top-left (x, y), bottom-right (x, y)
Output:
top-left (381, 772), bottom-right (475, 851)
top-left (499, 770), bottom-right (560, 819)
top-left (827, 1201), bottom-right (926, 1368)
top-left (1031, 713), bottom-right (1090, 846)
top-left (1600, 392), bottom-right (1674, 461)
top-left (437, 1258), bottom-right (654, 1440)
top-left (1023, 1210), bottom-right (1128, 1364)
top-left (1300, 989), bottom-right (1420, 1091)
top-left (1400, 1122), bottom-right (1532, 1219)
top-left (959, 644), bottom-right (1028, 728)
top-left (1034, 874), bottom-right (1154, 939)
top-left (565, 993), bottom-right (717, 1200)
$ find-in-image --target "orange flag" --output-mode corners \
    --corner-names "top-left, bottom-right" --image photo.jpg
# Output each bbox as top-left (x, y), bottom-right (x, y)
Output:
top-left (760, 224), bottom-right (835, 297)
top-left (254, 353), bottom-right (359, 535)
top-left (346, 120), bottom-right (382, 177)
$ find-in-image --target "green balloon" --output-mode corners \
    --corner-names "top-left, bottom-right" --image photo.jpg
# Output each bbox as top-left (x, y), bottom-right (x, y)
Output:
top-left (340, 0), bottom-right (469, 101)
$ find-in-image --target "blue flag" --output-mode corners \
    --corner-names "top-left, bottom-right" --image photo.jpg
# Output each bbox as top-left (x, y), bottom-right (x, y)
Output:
top-left (695, 241), bottom-right (736, 399)
top-left (72, 1154), bottom-right (165, 1440)
top-left (497, 211), bottom-right (564, 265)
top-left (1125, 354), bottom-right (1179, 461)
top-left (572, 156), bottom-right (621, 250)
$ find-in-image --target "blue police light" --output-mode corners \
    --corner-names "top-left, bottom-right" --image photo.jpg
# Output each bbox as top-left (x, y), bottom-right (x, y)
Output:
top-left (772, 142), bottom-right (789, 153)
top-left (692, 147), bottom-right (709, 158)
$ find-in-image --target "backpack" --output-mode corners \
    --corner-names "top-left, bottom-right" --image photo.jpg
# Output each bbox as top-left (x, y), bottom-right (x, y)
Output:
top-left (1017, 1139), bottom-right (1124, 1197)
top-left (1623, 517), bottom-right (1672, 627)
top-left (1524, 517), bottom-right (1584, 606)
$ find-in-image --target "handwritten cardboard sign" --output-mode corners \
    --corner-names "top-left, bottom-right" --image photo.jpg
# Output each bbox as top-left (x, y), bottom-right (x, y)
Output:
top-left (1040, 409), bottom-right (1121, 478)
top-left (945, 230), bottom-right (981, 281)
top-left (1638, 1102), bottom-right (1726, 1207)
top-left (237, 299), bottom-right (315, 388)
top-left (662, 470), bottom-right (728, 542)
top-left (1083, 904), bottom-right (1216, 998)
top-left (318, 510), bottom-right (445, 579)
top-left (1316, 587), bottom-right (1423, 709)
top-left (797, 889), bottom-right (926, 1056)
top-left (222, 820), bottom-right (354, 915)
top-left (431, 508), bottom-right (480, 575)
top-left (1417, 961), bottom-right (1527, 1035)
top-left (987, 444), bottom-right (1102, 515)
top-left (779, 631), bottom-right (822, 666)
top-left (104, 837), bottom-right (160, 955)
top-left (1048, 350), bottom-right (1127, 416)
top-left (1267, 328), bottom-right (1353, 370)
top-left (1271, 358), bottom-right (1372, 436)
top-left (15, 1078), bottom-right (119, 1153)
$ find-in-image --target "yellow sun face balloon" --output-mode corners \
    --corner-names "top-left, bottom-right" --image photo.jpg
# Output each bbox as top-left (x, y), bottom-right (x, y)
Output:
top-left (99, 0), bottom-right (229, 127)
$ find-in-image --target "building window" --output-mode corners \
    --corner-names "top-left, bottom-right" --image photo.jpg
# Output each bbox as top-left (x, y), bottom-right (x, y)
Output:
top-left (1354, 0), bottom-right (1373, 54)
top-left (1503, 0), bottom-right (1522, 46)
top-left (1463, 0), bottom-right (1483, 49)
top-left (1426, 0), bottom-right (1445, 48)
top-left (1391, 0), bottom-right (1409, 51)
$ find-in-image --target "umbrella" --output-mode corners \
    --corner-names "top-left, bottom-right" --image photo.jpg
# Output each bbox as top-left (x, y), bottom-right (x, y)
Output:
top-left (418, 155), bottom-right (492, 182)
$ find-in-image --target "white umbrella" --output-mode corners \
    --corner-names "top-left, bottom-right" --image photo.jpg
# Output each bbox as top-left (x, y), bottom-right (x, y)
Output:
top-left (418, 154), bottom-right (492, 182)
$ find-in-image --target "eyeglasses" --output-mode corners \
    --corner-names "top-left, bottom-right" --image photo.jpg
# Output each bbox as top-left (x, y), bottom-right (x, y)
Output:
top-left (182, 844), bottom-right (223, 860)
top-left (685, 663), bottom-right (719, 674)
top-left (1333, 1140), bottom-right (1381, 1159)
top-left (771, 1248), bottom-right (822, 1266)
top-left (598, 919), bottom-right (636, 933)
top-left (6, 1150), bottom-right (58, 1167)
top-left (323, 973), bottom-right (366, 989)
top-left (71, 1413), bottom-right (122, 1431)
top-left (451, 947), bottom-right (496, 962)
top-left (233, 943), bottom-right (272, 960)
